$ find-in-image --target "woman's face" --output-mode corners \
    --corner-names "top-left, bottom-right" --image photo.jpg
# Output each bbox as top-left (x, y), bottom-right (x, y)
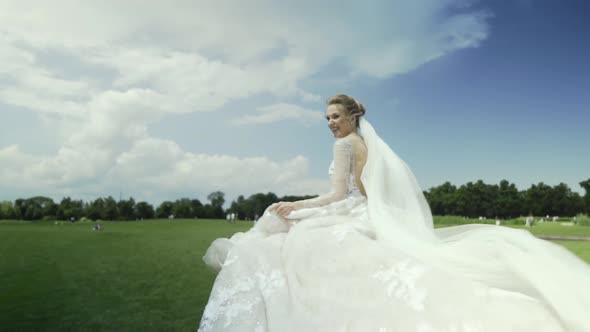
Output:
top-left (326, 105), bottom-right (354, 138)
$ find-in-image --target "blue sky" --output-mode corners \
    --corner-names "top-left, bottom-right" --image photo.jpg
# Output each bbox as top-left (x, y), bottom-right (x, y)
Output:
top-left (371, 0), bottom-right (590, 193)
top-left (0, 0), bottom-right (588, 205)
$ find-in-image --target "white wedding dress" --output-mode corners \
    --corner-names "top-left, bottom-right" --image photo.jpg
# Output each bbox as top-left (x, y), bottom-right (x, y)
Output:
top-left (198, 119), bottom-right (590, 332)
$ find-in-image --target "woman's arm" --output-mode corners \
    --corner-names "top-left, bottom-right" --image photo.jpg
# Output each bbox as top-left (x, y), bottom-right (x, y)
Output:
top-left (273, 138), bottom-right (352, 216)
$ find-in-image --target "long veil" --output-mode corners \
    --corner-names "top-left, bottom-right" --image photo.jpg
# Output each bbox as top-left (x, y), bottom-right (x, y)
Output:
top-left (359, 118), bottom-right (438, 245)
top-left (359, 118), bottom-right (590, 331)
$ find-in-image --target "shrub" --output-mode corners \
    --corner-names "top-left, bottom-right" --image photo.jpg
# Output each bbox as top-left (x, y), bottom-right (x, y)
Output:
top-left (502, 217), bottom-right (525, 226)
top-left (575, 214), bottom-right (590, 226)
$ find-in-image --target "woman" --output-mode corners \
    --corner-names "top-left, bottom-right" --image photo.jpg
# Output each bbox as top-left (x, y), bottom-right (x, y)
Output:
top-left (198, 94), bottom-right (590, 332)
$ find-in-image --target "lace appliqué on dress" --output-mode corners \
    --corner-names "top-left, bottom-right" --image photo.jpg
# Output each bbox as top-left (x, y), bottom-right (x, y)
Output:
top-left (198, 268), bottom-right (286, 332)
top-left (256, 270), bottom-right (286, 298)
top-left (371, 260), bottom-right (429, 311)
top-left (199, 276), bottom-right (258, 331)
top-left (328, 139), bottom-right (361, 198)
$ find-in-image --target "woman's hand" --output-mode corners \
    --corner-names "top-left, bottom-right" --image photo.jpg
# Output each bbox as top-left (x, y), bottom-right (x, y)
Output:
top-left (271, 201), bottom-right (298, 218)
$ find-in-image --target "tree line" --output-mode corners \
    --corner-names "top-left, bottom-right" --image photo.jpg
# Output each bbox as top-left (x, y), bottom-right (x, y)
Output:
top-left (0, 190), bottom-right (314, 221)
top-left (424, 179), bottom-right (590, 218)
top-left (1, 179), bottom-right (589, 221)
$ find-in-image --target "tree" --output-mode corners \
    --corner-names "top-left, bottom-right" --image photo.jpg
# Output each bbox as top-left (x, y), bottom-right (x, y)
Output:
top-left (580, 179), bottom-right (590, 213)
top-left (229, 195), bottom-right (247, 220)
top-left (207, 191), bottom-right (225, 208)
top-left (103, 196), bottom-right (119, 220)
top-left (172, 198), bottom-right (193, 218)
top-left (524, 183), bottom-right (553, 216)
top-left (250, 192), bottom-right (279, 219)
top-left (566, 192), bottom-right (585, 217)
top-left (455, 180), bottom-right (496, 218)
top-left (549, 183), bottom-right (574, 216)
top-left (87, 198), bottom-right (106, 220)
top-left (156, 201), bottom-right (174, 218)
top-left (57, 197), bottom-right (85, 221)
top-left (14, 199), bottom-right (25, 220)
top-left (0, 201), bottom-right (16, 219)
top-left (117, 197), bottom-right (136, 220)
top-left (191, 199), bottom-right (203, 217)
top-left (496, 180), bottom-right (521, 218)
top-left (425, 182), bottom-right (457, 216)
top-left (279, 194), bottom-right (317, 202)
top-left (226, 192), bottom-right (286, 220)
top-left (31, 196), bottom-right (57, 220)
top-left (12, 196), bottom-right (57, 220)
top-left (207, 191), bottom-right (225, 219)
top-left (134, 201), bottom-right (155, 219)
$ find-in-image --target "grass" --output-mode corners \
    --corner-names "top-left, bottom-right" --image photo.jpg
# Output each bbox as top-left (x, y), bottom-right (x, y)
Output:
top-left (0, 219), bottom-right (250, 331)
top-left (511, 223), bottom-right (590, 237)
top-left (432, 215), bottom-right (590, 237)
top-left (553, 241), bottom-right (590, 261)
top-left (1, 218), bottom-right (589, 331)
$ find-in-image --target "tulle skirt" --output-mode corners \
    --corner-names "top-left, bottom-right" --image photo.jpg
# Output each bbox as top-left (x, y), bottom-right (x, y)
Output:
top-left (198, 197), bottom-right (590, 332)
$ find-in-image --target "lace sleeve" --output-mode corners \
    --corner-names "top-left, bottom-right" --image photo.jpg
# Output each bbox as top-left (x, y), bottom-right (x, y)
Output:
top-left (295, 138), bottom-right (352, 209)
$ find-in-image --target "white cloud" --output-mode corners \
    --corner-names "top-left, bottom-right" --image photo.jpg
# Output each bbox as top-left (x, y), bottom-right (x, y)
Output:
top-left (112, 137), bottom-right (328, 196)
top-left (299, 90), bottom-right (322, 103)
top-left (231, 103), bottom-right (324, 126)
top-left (0, 0), bottom-right (490, 203)
top-left (0, 138), bottom-right (328, 204)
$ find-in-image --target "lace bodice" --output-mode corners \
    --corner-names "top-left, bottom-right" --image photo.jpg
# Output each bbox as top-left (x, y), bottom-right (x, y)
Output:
top-left (328, 154), bottom-right (363, 198)
top-left (297, 136), bottom-right (363, 209)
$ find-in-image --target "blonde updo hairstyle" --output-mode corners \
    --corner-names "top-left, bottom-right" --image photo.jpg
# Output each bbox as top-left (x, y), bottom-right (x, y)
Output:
top-left (326, 94), bottom-right (366, 129)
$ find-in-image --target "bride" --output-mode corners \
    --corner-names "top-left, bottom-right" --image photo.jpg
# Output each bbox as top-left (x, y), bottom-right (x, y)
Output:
top-left (198, 94), bottom-right (590, 332)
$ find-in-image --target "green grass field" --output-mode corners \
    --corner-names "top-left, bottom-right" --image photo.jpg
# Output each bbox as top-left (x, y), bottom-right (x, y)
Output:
top-left (1, 219), bottom-right (588, 331)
